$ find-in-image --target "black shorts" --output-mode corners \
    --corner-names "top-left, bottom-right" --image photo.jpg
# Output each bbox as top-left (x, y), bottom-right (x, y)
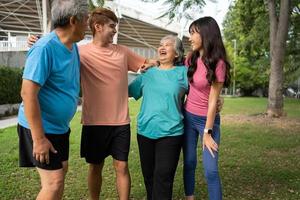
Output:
top-left (17, 124), bottom-right (70, 170)
top-left (80, 124), bottom-right (131, 164)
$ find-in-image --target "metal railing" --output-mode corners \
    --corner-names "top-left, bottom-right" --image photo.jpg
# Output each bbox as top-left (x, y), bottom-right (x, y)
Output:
top-left (0, 40), bottom-right (157, 58)
top-left (0, 41), bottom-right (29, 52)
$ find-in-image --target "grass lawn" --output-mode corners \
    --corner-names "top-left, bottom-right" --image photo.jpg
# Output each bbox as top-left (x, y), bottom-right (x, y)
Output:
top-left (0, 97), bottom-right (299, 199)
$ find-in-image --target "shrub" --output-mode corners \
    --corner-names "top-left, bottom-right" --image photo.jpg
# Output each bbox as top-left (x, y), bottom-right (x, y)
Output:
top-left (0, 66), bottom-right (23, 104)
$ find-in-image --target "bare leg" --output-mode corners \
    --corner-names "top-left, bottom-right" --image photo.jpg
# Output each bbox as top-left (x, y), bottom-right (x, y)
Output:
top-left (113, 159), bottom-right (131, 200)
top-left (88, 162), bottom-right (104, 200)
top-left (36, 162), bottom-right (67, 200)
top-left (186, 195), bottom-right (195, 200)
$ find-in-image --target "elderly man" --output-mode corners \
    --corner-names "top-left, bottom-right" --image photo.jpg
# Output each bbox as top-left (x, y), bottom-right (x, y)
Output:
top-left (17, 0), bottom-right (88, 199)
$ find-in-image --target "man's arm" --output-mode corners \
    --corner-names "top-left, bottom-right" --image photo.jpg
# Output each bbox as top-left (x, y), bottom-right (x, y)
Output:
top-left (21, 80), bottom-right (57, 164)
top-left (140, 58), bottom-right (158, 72)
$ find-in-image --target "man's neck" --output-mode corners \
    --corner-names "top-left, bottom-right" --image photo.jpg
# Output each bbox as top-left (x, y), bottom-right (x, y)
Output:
top-left (92, 35), bottom-right (111, 48)
top-left (55, 28), bottom-right (74, 50)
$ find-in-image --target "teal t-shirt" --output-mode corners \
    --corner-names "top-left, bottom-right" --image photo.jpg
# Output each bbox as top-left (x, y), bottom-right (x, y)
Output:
top-left (129, 66), bottom-right (188, 139)
top-left (18, 31), bottom-right (80, 134)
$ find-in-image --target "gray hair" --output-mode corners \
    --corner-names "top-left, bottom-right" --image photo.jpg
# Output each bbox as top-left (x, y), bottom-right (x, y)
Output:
top-left (51, 0), bottom-right (88, 28)
top-left (160, 35), bottom-right (185, 66)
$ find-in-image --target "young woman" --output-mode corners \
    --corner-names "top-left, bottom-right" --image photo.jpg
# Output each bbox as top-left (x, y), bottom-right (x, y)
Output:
top-left (129, 35), bottom-right (188, 200)
top-left (183, 17), bottom-right (231, 200)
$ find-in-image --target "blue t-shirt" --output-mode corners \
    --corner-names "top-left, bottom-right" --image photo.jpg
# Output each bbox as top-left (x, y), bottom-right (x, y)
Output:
top-left (129, 66), bottom-right (188, 139)
top-left (18, 31), bottom-right (80, 134)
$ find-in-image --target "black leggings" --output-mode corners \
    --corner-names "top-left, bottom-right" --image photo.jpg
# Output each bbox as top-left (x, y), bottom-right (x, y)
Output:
top-left (137, 134), bottom-right (183, 200)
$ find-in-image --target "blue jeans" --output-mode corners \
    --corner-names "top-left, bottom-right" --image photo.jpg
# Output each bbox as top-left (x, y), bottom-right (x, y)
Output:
top-left (183, 110), bottom-right (222, 200)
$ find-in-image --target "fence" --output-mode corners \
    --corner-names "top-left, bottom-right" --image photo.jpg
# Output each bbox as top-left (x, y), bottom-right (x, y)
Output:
top-left (0, 41), bottom-right (28, 52)
top-left (0, 40), bottom-right (157, 58)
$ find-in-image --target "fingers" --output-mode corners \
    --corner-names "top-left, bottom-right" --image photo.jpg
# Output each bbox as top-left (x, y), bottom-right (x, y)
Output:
top-left (27, 35), bottom-right (39, 47)
top-left (208, 147), bottom-right (215, 158)
top-left (39, 154), bottom-right (45, 164)
top-left (140, 65), bottom-right (146, 73)
top-left (203, 140), bottom-right (218, 158)
top-left (50, 145), bottom-right (58, 154)
top-left (33, 152), bottom-right (48, 164)
top-left (45, 153), bottom-right (50, 165)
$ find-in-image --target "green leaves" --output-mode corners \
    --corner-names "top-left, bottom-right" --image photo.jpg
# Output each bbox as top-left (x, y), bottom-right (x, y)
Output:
top-left (141, 0), bottom-right (208, 21)
top-left (223, 0), bottom-right (299, 95)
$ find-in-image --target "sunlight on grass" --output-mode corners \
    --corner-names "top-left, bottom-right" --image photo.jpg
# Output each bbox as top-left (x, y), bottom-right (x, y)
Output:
top-left (0, 98), bottom-right (299, 199)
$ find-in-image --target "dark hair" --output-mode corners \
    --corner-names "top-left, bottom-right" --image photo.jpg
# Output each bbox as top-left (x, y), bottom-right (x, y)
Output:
top-left (89, 8), bottom-right (118, 36)
top-left (187, 17), bottom-right (231, 87)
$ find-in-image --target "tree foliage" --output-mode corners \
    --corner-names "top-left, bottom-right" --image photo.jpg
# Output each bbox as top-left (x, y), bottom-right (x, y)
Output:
top-left (223, 1), bottom-right (270, 95)
top-left (223, 0), bottom-right (299, 95)
top-left (89, 0), bottom-right (105, 10)
top-left (141, 0), bottom-right (212, 20)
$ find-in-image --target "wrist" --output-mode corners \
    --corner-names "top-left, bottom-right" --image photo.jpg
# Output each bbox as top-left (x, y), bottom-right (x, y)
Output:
top-left (32, 135), bottom-right (46, 142)
top-left (204, 128), bottom-right (213, 135)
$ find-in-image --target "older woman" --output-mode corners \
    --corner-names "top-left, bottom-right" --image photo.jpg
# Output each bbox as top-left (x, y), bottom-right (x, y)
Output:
top-left (129, 35), bottom-right (188, 200)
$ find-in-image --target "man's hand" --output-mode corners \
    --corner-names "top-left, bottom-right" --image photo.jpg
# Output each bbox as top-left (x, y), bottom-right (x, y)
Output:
top-left (216, 96), bottom-right (224, 113)
top-left (27, 35), bottom-right (39, 47)
top-left (140, 59), bottom-right (158, 73)
top-left (33, 137), bottom-right (57, 164)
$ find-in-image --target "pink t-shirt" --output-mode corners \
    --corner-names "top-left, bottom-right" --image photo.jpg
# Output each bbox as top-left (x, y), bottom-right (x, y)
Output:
top-left (184, 58), bottom-right (226, 116)
top-left (79, 43), bottom-right (146, 125)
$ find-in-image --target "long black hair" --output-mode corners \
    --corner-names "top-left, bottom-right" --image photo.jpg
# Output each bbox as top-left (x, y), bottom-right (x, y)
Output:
top-left (187, 17), bottom-right (231, 87)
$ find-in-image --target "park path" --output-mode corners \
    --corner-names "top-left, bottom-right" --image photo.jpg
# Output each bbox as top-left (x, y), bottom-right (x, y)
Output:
top-left (0, 106), bottom-right (82, 129)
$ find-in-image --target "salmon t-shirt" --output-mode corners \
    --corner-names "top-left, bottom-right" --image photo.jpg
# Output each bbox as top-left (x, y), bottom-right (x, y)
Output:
top-left (79, 43), bottom-right (146, 125)
top-left (184, 58), bottom-right (226, 116)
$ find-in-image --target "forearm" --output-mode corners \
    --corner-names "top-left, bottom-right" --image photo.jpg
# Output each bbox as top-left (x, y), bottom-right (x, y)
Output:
top-left (205, 102), bottom-right (217, 129)
top-left (205, 82), bottom-right (224, 129)
top-left (23, 94), bottom-right (45, 141)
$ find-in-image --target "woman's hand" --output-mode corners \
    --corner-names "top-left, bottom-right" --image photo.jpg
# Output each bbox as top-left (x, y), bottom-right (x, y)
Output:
top-left (203, 132), bottom-right (218, 158)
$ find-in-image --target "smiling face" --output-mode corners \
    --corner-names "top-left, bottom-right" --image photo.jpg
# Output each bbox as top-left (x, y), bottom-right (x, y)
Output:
top-left (158, 38), bottom-right (178, 65)
top-left (189, 26), bottom-right (203, 52)
top-left (100, 19), bottom-right (117, 44)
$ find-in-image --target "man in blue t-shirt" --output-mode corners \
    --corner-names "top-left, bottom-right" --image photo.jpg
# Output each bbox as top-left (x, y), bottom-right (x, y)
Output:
top-left (17, 0), bottom-right (88, 199)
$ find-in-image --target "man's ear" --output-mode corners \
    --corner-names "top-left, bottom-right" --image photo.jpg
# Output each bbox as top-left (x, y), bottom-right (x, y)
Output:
top-left (70, 16), bottom-right (77, 26)
top-left (94, 23), bottom-right (102, 32)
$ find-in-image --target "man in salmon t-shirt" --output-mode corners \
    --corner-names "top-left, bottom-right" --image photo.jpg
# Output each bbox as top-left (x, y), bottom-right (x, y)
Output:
top-left (79, 8), bottom-right (156, 200)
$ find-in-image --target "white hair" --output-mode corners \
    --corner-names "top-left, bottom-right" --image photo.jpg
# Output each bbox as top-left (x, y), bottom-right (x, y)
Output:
top-left (51, 0), bottom-right (88, 28)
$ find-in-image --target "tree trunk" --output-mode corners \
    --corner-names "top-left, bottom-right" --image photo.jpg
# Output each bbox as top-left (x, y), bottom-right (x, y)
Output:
top-left (267, 0), bottom-right (291, 117)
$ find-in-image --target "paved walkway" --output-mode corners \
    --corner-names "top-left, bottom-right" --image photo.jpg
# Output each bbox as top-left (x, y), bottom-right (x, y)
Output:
top-left (0, 106), bottom-right (82, 129)
top-left (0, 116), bottom-right (18, 129)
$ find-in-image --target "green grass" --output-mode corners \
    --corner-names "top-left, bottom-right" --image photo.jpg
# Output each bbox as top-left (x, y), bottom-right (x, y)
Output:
top-left (0, 98), bottom-right (299, 199)
top-left (222, 97), bottom-right (300, 118)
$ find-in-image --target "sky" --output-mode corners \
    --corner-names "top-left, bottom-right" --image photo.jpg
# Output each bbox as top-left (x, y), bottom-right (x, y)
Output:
top-left (116, 0), bottom-right (233, 31)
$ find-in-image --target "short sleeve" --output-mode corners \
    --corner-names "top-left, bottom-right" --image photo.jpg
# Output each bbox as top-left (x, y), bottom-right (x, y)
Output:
top-left (215, 60), bottom-right (226, 83)
top-left (23, 46), bottom-right (51, 86)
top-left (123, 46), bottom-right (146, 72)
top-left (128, 74), bottom-right (143, 100)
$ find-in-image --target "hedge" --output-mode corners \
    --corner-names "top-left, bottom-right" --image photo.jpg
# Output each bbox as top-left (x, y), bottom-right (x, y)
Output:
top-left (0, 66), bottom-right (23, 104)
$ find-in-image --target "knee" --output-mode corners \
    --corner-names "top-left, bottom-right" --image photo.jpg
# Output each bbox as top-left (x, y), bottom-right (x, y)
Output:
top-left (204, 169), bottom-right (219, 182)
top-left (113, 161), bottom-right (129, 176)
top-left (89, 163), bottom-right (103, 173)
top-left (43, 176), bottom-right (64, 192)
top-left (184, 159), bottom-right (197, 171)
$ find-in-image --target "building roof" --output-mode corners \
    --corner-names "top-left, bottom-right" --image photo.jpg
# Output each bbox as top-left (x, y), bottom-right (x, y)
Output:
top-left (0, 0), bottom-right (191, 52)
top-left (0, 0), bottom-right (45, 35)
